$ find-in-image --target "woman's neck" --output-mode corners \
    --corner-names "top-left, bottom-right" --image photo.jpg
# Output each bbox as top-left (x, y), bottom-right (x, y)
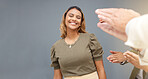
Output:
top-left (66, 28), bottom-right (79, 40)
top-left (65, 28), bottom-right (80, 45)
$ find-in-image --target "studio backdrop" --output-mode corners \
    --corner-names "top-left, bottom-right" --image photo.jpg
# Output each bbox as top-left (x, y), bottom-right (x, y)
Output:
top-left (0, 0), bottom-right (148, 79)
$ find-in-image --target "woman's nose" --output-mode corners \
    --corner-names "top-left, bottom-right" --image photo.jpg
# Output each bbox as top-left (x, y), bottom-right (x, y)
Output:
top-left (71, 16), bottom-right (77, 21)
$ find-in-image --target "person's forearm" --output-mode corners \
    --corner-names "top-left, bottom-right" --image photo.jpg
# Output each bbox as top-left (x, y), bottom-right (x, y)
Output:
top-left (95, 60), bottom-right (106, 79)
top-left (54, 76), bottom-right (63, 79)
top-left (97, 69), bottom-right (106, 79)
top-left (54, 69), bottom-right (63, 79)
top-left (53, 73), bottom-right (63, 79)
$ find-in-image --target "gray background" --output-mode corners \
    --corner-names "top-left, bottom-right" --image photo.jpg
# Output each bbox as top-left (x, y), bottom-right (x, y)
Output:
top-left (0, 0), bottom-right (148, 79)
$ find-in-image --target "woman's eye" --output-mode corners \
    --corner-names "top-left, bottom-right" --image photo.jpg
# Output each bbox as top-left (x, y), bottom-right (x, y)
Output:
top-left (76, 16), bottom-right (81, 19)
top-left (69, 14), bottom-right (73, 17)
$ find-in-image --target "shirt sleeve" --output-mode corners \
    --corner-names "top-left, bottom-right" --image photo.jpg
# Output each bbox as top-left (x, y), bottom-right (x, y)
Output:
top-left (125, 14), bottom-right (148, 65)
top-left (50, 46), bottom-right (60, 69)
top-left (125, 14), bottom-right (148, 48)
top-left (89, 33), bottom-right (104, 61)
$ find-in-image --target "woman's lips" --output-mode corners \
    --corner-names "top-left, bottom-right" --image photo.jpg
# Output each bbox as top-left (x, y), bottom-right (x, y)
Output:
top-left (70, 22), bottom-right (77, 25)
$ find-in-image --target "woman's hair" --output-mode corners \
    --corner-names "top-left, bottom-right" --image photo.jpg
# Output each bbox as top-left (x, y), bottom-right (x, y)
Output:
top-left (60, 6), bottom-right (86, 38)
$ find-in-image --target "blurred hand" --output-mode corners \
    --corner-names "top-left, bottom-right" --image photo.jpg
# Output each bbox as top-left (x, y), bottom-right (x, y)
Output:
top-left (96, 21), bottom-right (127, 41)
top-left (95, 8), bottom-right (140, 41)
top-left (123, 51), bottom-right (148, 72)
top-left (107, 50), bottom-right (126, 63)
top-left (124, 51), bottom-right (141, 68)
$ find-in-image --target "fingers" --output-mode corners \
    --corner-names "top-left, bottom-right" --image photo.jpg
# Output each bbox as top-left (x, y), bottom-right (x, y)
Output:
top-left (107, 55), bottom-right (120, 63)
top-left (97, 22), bottom-right (112, 30)
top-left (97, 22), bottom-right (127, 41)
top-left (96, 9), bottom-right (116, 35)
top-left (107, 57), bottom-right (120, 63)
top-left (95, 8), bottom-right (118, 21)
top-left (97, 22), bottom-right (110, 28)
top-left (95, 8), bottom-right (116, 15)
top-left (97, 15), bottom-right (114, 26)
top-left (110, 50), bottom-right (120, 54)
top-left (97, 22), bottom-right (115, 35)
top-left (124, 54), bottom-right (135, 63)
top-left (124, 51), bottom-right (141, 69)
top-left (124, 51), bottom-right (139, 60)
top-left (107, 51), bottom-right (126, 63)
top-left (112, 60), bottom-right (120, 63)
top-left (97, 11), bottom-right (113, 19)
top-left (107, 56), bottom-right (120, 63)
top-left (123, 51), bottom-right (139, 63)
top-left (107, 55), bottom-right (116, 61)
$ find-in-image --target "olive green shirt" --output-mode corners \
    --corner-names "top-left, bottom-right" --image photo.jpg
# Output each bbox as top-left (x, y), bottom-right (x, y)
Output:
top-left (50, 33), bottom-right (104, 77)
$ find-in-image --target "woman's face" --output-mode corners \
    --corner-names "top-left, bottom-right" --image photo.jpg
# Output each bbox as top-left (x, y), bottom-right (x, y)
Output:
top-left (65, 8), bottom-right (82, 30)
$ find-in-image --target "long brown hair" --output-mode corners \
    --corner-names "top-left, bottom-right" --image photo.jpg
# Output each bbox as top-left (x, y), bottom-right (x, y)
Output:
top-left (60, 6), bottom-right (86, 38)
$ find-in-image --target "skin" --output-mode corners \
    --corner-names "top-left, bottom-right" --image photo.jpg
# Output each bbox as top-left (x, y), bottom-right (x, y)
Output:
top-left (95, 8), bottom-right (148, 72)
top-left (124, 51), bottom-right (148, 72)
top-left (64, 8), bottom-right (81, 45)
top-left (53, 69), bottom-right (63, 79)
top-left (95, 8), bottom-right (140, 41)
top-left (54, 8), bottom-right (106, 79)
top-left (107, 51), bottom-right (126, 63)
top-left (106, 50), bottom-right (148, 72)
top-left (95, 60), bottom-right (107, 79)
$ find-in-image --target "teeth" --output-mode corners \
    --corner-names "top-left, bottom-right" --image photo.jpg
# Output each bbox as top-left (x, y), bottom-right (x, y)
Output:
top-left (70, 23), bottom-right (76, 25)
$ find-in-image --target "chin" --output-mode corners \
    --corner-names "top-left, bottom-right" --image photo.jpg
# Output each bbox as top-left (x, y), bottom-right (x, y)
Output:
top-left (69, 26), bottom-right (79, 30)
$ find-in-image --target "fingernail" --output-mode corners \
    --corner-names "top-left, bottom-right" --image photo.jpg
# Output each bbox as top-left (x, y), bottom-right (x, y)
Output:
top-left (124, 56), bottom-right (126, 58)
top-left (98, 15), bottom-right (101, 18)
top-left (95, 9), bottom-right (99, 14)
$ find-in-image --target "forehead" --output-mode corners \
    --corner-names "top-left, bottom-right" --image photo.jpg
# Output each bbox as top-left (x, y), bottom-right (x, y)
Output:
top-left (67, 8), bottom-right (82, 16)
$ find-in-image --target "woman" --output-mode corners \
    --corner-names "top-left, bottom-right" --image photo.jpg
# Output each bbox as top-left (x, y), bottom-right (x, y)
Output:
top-left (50, 6), bottom-right (106, 79)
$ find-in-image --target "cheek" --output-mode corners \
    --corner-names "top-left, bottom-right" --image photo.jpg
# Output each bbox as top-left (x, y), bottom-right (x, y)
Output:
top-left (66, 17), bottom-right (70, 22)
top-left (65, 18), bottom-right (69, 25)
top-left (78, 20), bottom-right (81, 26)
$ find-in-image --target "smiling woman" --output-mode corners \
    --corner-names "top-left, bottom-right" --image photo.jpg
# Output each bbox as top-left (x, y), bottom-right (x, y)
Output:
top-left (50, 6), bottom-right (106, 79)
top-left (60, 6), bottom-right (86, 39)
top-left (65, 8), bottom-right (82, 33)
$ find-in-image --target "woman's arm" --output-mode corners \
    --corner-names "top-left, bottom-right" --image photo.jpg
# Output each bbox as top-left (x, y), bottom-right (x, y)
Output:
top-left (95, 60), bottom-right (106, 79)
top-left (53, 69), bottom-right (63, 79)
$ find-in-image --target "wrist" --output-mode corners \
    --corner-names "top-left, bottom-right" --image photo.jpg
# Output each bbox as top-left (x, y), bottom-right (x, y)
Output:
top-left (120, 60), bottom-right (128, 65)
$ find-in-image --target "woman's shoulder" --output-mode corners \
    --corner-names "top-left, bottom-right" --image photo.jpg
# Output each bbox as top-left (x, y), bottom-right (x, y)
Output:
top-left (80, 33), bottom-right (97, 42)
top-left (80, 32), bottom-right (96, 37)
top-left (51, 39), bottom-right (63, 47)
